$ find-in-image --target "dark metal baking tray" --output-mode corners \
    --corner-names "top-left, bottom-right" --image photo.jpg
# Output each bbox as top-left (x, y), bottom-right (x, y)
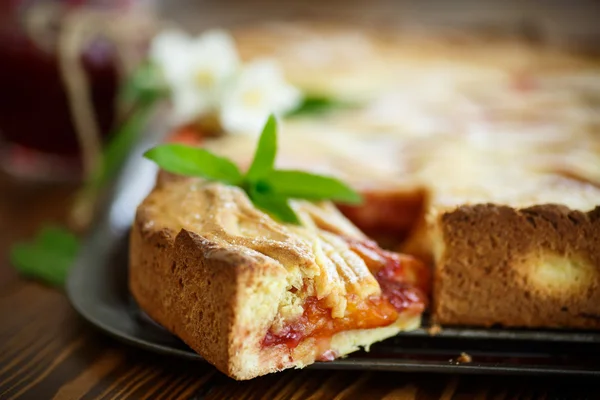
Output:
top-left (66, 128), bottom-right (600, 377)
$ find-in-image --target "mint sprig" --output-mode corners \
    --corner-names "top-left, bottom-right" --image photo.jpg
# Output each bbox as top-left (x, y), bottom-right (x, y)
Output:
top-left (266, 170), bottom-right (362, 203)
top-left (250, 188), bottom-right (300, 225)
top-left (245, 115), bottom-right (278, 182)
top-left (144, 115), bottom-right (362, 224)
top-left (144, 144), bottom-right (243, 185)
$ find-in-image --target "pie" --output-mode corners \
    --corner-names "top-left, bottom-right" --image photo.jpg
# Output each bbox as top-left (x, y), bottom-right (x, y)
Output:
top-left (130, 21), bottom-right (600, 380)
top-left (167, 22), bottom-right (600, 329)
top-left (129, 172), bottom-right (429, 380)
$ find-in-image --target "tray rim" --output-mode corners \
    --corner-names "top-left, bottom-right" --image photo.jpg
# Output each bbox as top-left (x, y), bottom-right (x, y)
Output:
top-left (68, 253), bottom-right (600, 377)
top-left (68, 256), bottom-right (600, 377)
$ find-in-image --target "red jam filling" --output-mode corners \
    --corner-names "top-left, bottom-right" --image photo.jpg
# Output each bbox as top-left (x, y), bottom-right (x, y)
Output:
top-left (346, 237), bottom-right (431, 298)
top-left (167, 124), bottom-right (205, 145)
top-left (261, 238), bottom-right (429, 354)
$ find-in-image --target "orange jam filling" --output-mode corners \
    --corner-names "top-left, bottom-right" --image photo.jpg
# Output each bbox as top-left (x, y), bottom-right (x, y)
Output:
top-left (262, 294), bottom-right (399, 350)
top-left (261, 238), bottom-right (429, 354)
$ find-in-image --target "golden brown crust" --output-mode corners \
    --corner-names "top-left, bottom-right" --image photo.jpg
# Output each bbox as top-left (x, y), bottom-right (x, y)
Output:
top-left (129, 178), bottom-right (425, 380)
top-left (130, 224), bottom-right (236, 373)
top-left (130, 210), bottom-right (289, 379)
top-left (173, 228), bottom-right (290, 378)
top-left (432, 203), bottom-right (600, 329)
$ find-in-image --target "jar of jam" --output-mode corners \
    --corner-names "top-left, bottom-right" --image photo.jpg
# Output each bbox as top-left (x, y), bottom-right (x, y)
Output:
top-left (0, 0), bottom-right (156, 182)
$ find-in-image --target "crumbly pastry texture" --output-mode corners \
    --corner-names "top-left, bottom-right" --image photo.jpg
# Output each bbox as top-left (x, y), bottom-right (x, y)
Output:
top-left (130, 175), bottom-right (428, 380)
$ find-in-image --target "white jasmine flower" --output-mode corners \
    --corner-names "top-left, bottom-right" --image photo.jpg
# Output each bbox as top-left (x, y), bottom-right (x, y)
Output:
top-left (220, 59), bottom-right (302, 135)
top-left (149, 28), bottom-right (240, 124)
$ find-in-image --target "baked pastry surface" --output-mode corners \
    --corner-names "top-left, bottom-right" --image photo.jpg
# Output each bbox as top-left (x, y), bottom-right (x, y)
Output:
top-left (130, 175), bottom-right (429, 380)
top-left (187, 22), bottom-right (600, 330)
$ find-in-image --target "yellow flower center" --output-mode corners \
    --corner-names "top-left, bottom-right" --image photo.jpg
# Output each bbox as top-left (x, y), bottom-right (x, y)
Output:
top-left (242, 89), bottom-right (263, 107)
top-left (194, 69), bottom-right (215, 88)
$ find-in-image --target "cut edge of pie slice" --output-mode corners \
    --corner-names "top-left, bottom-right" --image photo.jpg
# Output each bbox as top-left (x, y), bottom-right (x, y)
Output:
top-left (129, 175), bottom-right (429, 380)
top-left (426, 175), bottom-right (600, 329)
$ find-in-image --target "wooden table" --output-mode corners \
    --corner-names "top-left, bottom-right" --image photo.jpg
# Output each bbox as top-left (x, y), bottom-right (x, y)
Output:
top-left (0, 174), bottom-right (598, 400)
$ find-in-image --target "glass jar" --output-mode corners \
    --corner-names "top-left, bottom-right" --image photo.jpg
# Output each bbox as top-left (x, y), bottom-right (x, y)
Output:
top-left (0, 0), bottom-right (155, 182)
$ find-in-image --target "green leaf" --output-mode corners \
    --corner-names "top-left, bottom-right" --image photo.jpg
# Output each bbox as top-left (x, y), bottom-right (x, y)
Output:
top-left (10, 225), bottom-right (79, 287)
top-left (141, 111), bottom-right (364, 226)
top-left (93, 97), bottom-right (159, 190)
top-left (144, 144), bottom-right (243, 185)
top-left (286, 95), bottom-right (354, 117)
top-left (38, 225), bottom-right (80, 254)
top-left (245, 114), bottom-right (277, 182)
top-left (97, 60), bottom-right (168, 190)
top-left (119, 60), bottom-right (169, 107)
top-left (70, 74), bottom-right (164, 229)
top-left (249, 186), bottom-right (300, 224)
top-left (264, 170), bottom-right (362, 204)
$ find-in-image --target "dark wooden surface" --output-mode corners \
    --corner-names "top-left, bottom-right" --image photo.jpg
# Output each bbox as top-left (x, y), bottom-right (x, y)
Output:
top-left (1, 174), bottom-right (599, 400)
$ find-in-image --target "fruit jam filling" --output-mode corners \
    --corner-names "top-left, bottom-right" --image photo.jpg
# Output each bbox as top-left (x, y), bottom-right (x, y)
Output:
top-left (261, 238), bottom-right (429, 353)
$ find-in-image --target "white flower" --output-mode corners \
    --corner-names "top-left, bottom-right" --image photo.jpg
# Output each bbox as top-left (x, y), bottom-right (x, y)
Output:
top-left (220, 59), bottom-right (302, 135)
top-left (148, 28), bottom-right (302, 133)
top-left (149, 28), bottom-right (240, 124)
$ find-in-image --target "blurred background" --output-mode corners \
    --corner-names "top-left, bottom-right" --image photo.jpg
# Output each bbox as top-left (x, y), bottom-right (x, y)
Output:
top-left (0, 4), bottom-right (600, 397)
top-left (0, 0), bottom-right (599, 271)
top-left (0, 0), bottom-right (598, 184)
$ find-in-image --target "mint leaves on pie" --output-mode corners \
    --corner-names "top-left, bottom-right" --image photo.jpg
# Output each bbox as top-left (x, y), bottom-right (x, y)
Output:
top-left (144, 115), bottom-right (362, 223)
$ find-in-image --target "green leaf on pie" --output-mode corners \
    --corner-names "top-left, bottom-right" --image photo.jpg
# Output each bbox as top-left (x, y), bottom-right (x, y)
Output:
top-left (144, 144), bottom-right (244, 185)
top-left (143, 113), bottom-right (363, 225)
top-left (249, 186), bottom-right (300, 225)
top-left (245, 114), bottom-right (277, 182)
top-left (265, 170), bottom-right (362, 204)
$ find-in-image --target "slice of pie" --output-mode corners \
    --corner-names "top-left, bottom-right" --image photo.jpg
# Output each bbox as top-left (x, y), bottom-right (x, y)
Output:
top-left (129, 174), bottom-right (429, 380)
